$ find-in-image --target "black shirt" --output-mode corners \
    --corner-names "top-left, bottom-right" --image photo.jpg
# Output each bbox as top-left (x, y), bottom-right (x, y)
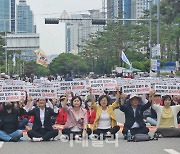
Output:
top-left (0, 108), bottom-right (24, 134)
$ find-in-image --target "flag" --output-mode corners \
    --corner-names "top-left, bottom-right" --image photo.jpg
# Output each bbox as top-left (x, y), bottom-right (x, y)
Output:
top-left (34, 49), bottom-right (48, 67)
top-left (12, 53), bottom-right (16, 66)
top-left (121, 51), bottom-right (131, 67)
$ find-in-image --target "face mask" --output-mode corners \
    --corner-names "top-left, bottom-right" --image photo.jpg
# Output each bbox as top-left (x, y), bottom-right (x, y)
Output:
top-left (4, 104), bottom-right (13, 110)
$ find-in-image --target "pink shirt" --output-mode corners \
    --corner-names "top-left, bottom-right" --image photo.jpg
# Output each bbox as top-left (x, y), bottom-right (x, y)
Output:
top-left (62, 106), bottom-right (88, 129)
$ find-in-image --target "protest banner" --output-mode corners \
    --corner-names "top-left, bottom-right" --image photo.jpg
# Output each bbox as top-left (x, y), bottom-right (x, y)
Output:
top-left (154, 84), bottom-right (180, 95)
top-left (27, 88), bottom-right (57, 99)
top-left (0, 91), bottom-right (21, 102)
top-left (2, 85), bottom-right (25, 92)
top-left (122, 81), bottom-right (151, 95)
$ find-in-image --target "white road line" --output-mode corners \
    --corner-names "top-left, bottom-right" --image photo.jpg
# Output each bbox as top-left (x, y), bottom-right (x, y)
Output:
top-left (0, 142), bottom-right (4, 148)
top-left (164, 149), bottom-right (180, 154)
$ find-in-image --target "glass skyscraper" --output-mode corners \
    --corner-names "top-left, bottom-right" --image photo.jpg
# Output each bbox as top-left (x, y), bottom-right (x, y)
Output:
top-left (123, 0), bottom-right (131, 19)
top-left (16, 0), bottom-right (35, 33)
top-left (0, 0), bottom-right (15, 32)
top-left (11, 0), bottom-right (15, 32)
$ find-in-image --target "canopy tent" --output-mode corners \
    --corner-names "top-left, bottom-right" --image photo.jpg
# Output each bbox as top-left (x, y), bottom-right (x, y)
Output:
top-left (164, 61), bottom-right (175, 66)
top-left (123, 68), bottom-right (141, 73)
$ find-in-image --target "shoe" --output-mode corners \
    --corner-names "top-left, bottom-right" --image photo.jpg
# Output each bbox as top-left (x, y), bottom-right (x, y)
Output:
top-left (32, 137), bottom-right (43, 142)
top-left (153, 132), bottom-right (162, 138)
top-left (60, 135), bottom-right (68, 141)
top-left (74, 135), bottom-right (82, 141)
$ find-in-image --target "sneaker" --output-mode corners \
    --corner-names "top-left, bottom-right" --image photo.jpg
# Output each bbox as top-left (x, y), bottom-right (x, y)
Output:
top-left (32, 137), bottom-right (43, 142)
top-left (106, 131), bottom-right (111, 136)
top-left (154, 132), bottom-right (162, 138)
top-left (60, 135), bottom-right (68, 142)
top-left (74, 135), bottom-right (82, 141)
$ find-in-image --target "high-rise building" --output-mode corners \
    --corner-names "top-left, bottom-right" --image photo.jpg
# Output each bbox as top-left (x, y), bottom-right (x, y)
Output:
top-left (107, 0), bottom-right (123, 21)
top-left (132, 0), bottom-right (160, 19)
top-left (123, 0), bottom-right (131, 19)
top-left (106, 0), bottom-right (160, 21)
top-left (0, 0), bottom-right (15, 32)
top-left (16, 0), bottom-right (35, 33)
top-left (16, 0), bottom-right (36, 61)
top-left (11, 0), bottom-right (15, 32)
top-left (65, 10), bottom-right (104, 54)
top-left (131, 0), bottom-right (145, 19)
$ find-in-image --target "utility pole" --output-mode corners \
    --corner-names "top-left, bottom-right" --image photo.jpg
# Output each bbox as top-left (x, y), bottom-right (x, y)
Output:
top-left (157, 0), bottom-right (160, 77)
top-left (149, 0), bottom-right (152, 59)
top-left (3, 18), bottom-right (8, 75)
top-left (157, 0), bottom-right (160, 45)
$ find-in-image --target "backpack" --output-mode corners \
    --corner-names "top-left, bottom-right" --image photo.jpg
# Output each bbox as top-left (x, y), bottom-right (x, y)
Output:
top-left (132, 134), bottom-right (156, 142)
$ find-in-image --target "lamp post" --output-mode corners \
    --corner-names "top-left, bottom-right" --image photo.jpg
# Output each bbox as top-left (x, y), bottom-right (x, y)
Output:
top-left (157, 0), bottom-right (160, 77)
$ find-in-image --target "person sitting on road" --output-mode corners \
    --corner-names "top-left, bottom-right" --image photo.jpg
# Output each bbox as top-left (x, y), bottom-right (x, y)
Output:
top-left (88, 86), bottom-right (120, 140)
top-left (26, 98), bottom-right (59, 142)
top-left (146, 94), bottom-right (162, 126)
top-left (152, 94), bottom-right (180, 138)
top-left (0, 101), bottom-right (25, 142)
top-left (56, 96), bottom-right (67, 125)
top-left (119, 92), bottom-right (153, 140)
top-left (61, 91), bottom-right (92, 140)
top-left (84, 96), bottom-right (96, 124)
top-left (171, 95), bottom-right (180, 124)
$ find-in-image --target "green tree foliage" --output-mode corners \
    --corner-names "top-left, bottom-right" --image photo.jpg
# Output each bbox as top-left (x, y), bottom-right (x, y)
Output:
top-left (78, 0), bottom-right (179, 74)
top-left (49, 53), bottom-right (88, 75)
top-left (24, 61), bottom-right (50, 77)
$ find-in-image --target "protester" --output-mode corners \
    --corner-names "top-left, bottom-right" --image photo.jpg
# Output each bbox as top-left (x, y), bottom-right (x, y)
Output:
top-left (146, 94), bottom-right (162, 126)
top-left (88, 86), bottom-right (120, 140)
top-left (84, 96), bottom-right (96, 124)
top-left (171, 95), bottom-right (180, 123)
top-left (119, 92), bottom-right (153, 140)
top-left (61, 91), bottom-right (91, 140)
top-left (26, 98), bottom-right (59, 141)
top-left (64, 74), bottom-right (73, 81)
top-left (56, 96), bottom-right (67, 125)
top-left (0, 101), bottom-right (24, 142)
top-left (152, 94), bottom-right (180, 137)
top-left (169, 71), bottom-right (175, 78)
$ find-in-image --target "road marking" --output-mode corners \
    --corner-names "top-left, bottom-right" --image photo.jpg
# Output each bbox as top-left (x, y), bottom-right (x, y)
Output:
top-left (164, 149), bottom-right (180, 154)
top-left (0, 142), bottom-right (4, 148)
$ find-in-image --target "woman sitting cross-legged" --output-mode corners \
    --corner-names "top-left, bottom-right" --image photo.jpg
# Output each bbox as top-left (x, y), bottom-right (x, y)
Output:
top-left (88, 86), bottom-right (120, 140)
top-left (25, 97), bottom-right (59, 142)
top-left (61, 91), bottom-right (92, 140)
top-left (0, 101), bottom-right (25, 142)
top-left (152, 93), bottom-right (180, 138)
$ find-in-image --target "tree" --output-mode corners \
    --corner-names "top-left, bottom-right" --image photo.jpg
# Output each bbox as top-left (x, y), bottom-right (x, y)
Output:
top-left (49, 53), bottom-right (88, 76)
top-left (24, 61), bottom-right (50, 77)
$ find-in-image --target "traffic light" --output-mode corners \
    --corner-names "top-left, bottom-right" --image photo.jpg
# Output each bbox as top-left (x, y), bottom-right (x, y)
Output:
top-left (45, 18), bottom-right (59, 24)
top-left (92, 19), bottom-right (106, 25)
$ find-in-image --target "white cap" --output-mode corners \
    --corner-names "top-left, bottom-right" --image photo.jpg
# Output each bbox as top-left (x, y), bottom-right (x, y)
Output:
top-left (129, 94), bottom-right (140, 100)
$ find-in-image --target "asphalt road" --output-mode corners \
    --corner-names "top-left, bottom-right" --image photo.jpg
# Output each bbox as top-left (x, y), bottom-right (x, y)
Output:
top-left (0, 110), bottom-right (180, 154)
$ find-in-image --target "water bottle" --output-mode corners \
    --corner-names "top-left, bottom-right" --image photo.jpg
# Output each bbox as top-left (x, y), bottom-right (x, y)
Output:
top-left (127, 130), bottom-right (132, 142)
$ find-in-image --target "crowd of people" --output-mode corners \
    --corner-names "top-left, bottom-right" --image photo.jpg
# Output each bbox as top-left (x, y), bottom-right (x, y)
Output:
top-left (0, 86), bottom-right (180, 142)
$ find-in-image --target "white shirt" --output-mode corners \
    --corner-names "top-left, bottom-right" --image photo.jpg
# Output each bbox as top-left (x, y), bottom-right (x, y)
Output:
top-left (98, 110), bottom-right (111, 129)
top-left (40, 108), bottom-right (45, 128)
top-left (71, 113), bottom-right (81, 132)
top-left (131, 107), bottom-right (140, 128)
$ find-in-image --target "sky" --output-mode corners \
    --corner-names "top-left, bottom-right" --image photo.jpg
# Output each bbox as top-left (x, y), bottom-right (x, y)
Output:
top-left (20, 0), bottom-right (102, 56)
